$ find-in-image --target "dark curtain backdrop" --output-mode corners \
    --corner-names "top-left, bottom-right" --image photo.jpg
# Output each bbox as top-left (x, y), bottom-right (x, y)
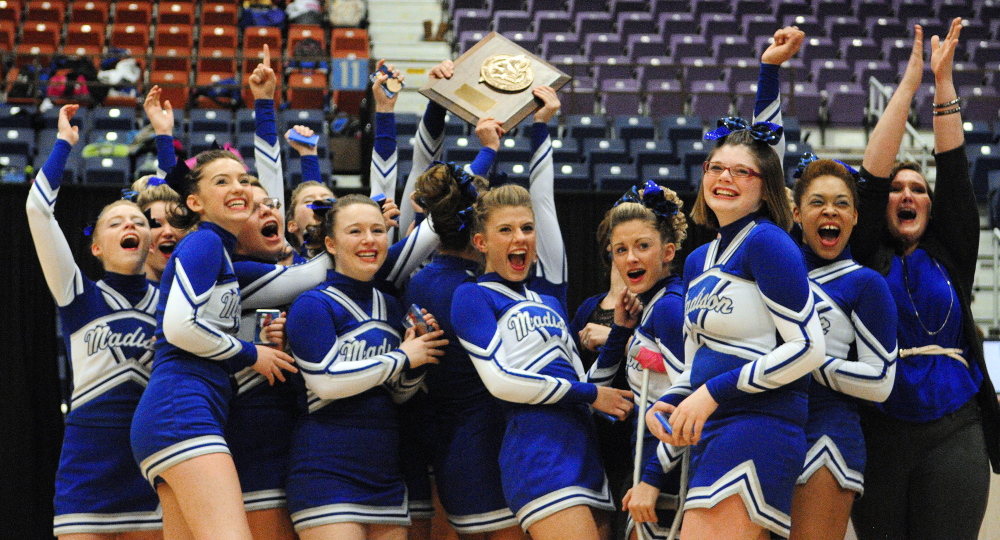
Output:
top-left (0, 183), bottom-right (713, 538)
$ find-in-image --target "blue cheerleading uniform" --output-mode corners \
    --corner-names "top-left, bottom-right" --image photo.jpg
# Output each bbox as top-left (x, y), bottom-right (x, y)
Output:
top-left (797, 245), bottom-right (897, 494)
top-left (453, 273), bottom-right (615, 531)
top-left (657, 213), bottom-right (825, 538)
top-left (285, 270), bottom-right (426, 532)
top-left (590, 276), bottom-right (686, 539)
top-left (27, 140), bottom-right (162, 535)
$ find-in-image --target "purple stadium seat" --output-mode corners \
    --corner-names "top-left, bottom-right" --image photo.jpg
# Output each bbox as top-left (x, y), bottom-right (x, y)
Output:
top-left (449, 0), bottom-right (488, 9)
top-left (952, 62), bottom-right (986, 88)
top-left (802, 37), bottom-right (839, 64)
top-left (585, 33), bottom-right (624, 58)
top-left (611, 0), bottom-right (649, 16)
top-left (527, 0), bottom-right (568, 11)
top-left (628, 34), bottom-right (666, 61)
top-left (825, 82), bottom-right (867, 126)
top-left (825, 17), bottom-right (864, 41)
top-left (577, 12), bottom-right (615, 35)
top-left (453, 9), bottom-right (491, 33)
top-left (459, 31), bottom-right (489, 53)
top-left (754, 35), bottom-right (775, 59)
top-left (905, 18), bottom-right (946, 42)
top-left (659, 13), bottom-right (697, 37)
top-left (959, 22), bottom-right (991, 43)
top-left (651, 0), bottom-right (691, 16)
top-left (714, 35), bottom-right (752, 63)
top-left (960, 85), bottom-right (1000, 123)
top-left (638, 59), bottom-right (682, 87)
top-left (841, 37), bottom-right (881, 63)
top-left (734, 80), bottom-right (758, 101)
top-left (689, 80), bottom-right (733, 119)
top-left (646, 80), bottom-right (687, 116)
top-left (895, 0), bottom-right (932, 20)
top-left (701, 13), bottom-right (739, 37)
top-left (781, 15), bottom-right (823, 37)
top-left (981, 1), bottom-right (1000, 21)
top-left (938, 2), bottom-right (975, 20)
top-left (570, 0), bottom-right (610, 12)
top-left (494, 11), bottom-right (531, 33)
top-left (784, 82), bottom-right (823, 124)
top-left (601, 79), bottom-right (644, 115)
top-left (559, 78), bottom-right (599, 115)
top-left (816, 0), bottom-right (852, 19)
top-left (733, 0), bottom-right (771, 16)
top-left (743, 14), bottom-right (778, 42)
top-left (534, 11), bottom-right (573, 35)
top-left (671, 34), bottom-right (709, 60)
top-left (683, 58), bottom-right (725, 87)
top-left (504, 31), bottom-right (538, 52)
top-left (549, 55), bottom-right (591, 73)
top-left (911, 84), bottom-right (936, 128)
top-left (493, 0), bottom-right (527, 10)
top-left (988, 69), bottom-right (1000, 93)
top-left (856, 60), bottom-right (895, 86)
top-left (775, 0), bottom-right (811, 19)
top-left (869, 17), bottom-right (908, 41)
top-left (542, 33), bottom-right (581, 58)
top-left (692, 0), bottom-right (731, 18)
top-left (615, 116), bottom-right (657, 141)
top-left (593, 57), bottom-right (636, 82)
top-left (618, 12), bottom-right (658, 36)
top-left (812, 59), bottom-right (853, 84)
top-left (855, 0), bottom-right (893, 20)
top-left (883, 38), bottom-right (915, 68)
top-left (726, 60), bottom-right (759, 84)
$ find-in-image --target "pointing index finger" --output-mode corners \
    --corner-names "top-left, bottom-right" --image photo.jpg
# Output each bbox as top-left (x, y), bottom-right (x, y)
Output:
top-left (262, 43), bottom-right (270, 67)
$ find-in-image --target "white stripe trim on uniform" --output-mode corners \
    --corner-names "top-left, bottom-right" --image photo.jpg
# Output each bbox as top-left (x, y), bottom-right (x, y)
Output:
top-left (140, 435), bottom-right (230, 485)
top-left (53, 508), bottom-right (163, 535)
top-left (684, 459), bottom-right (791, 538)
top-left (291, 501), bottom-right (411, 531)
top-left (447, 507), bottom-right (519, 534)
top-left (409, 498), bottom-right (435, 519)
top-left (243, 489), bottom-right (288, 511)
top-left (809, 259), bottom-right (860, 284)
top-left (516, 481), bottom-right (615, 530)
top-left (479, 281), bottom-right (527, 302)
top-left (712, 221), bottom-right (757, 268)
top-left (320, 286), bottom-right (369, 323)
top-left (70, 363), bottom-right (150, 408)
top-left (797, 435), bottom-right (865, 494)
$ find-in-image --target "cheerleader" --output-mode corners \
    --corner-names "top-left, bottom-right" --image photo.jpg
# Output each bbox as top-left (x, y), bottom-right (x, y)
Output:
top-left (588, 182), bottom-right (688, 540)
top-left (849, 20), bottom-right (1000, 539)
top-left (452, 168), bottom-right (635, 540)
top-left (129, 90), bottom-right (299, 540)
top-left (786, 156), bottom-right (897, 540)
top-left (284, 195), bottom-right (448, 539)
top-left (27, 104), bottom-right (163, 538)
top-left (645, 117), bottom-right (826, 539)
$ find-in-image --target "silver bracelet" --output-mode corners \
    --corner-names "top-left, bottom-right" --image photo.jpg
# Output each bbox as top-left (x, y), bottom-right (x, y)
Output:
top-left (933, 97), bottom-right (961, 108)
top-left (932, 106), bottom-right (962, 116)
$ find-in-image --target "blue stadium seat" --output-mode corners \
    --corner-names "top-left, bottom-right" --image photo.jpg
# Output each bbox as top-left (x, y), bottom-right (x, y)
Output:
top-left (660, 116), bottom-right (704, 145)
top-left (566, 114), bottom-right (608, 140)
top-left (282, 109), bottom-right (325, 135)
top-left (614, 115), bottom-right (656, 141)
top-left (631, 139), bottom-right (677, 169)
top-left (675, 139), bottom-right (711, 171)
top-left (0, 154), bottom-right (30, 183)
top-left (91, 107), bottom-right (137, 132)
top-left (495, 137), bottom-right (532, 165)
top-left (0, 105), bottom-right (35, 129)
top-left (582, 139), bottom-right (629, 174)
top-left (549, 138), bottom-right (581, 164)
top-left (285, 156), bottom-right (332, 186)
top-left (189, 132), bottom-right (234, 155)
top-left (494, 162), bottom-right (530, 189)
top-left (594, 163), bottom-right (638, 192)
top-left (642, 164), bottom-right (690, 192)
top-left (395, 113), bottom-right (421, 137)
top-left (189, 109), bottom-right (234, 134)
top-left (0, 128), bottom-right (36, 158)
top-left (83, 156), bottom-right (132, 184)
top-left (442, 135), bottom-right (481, 163)
top-left (552, 162), bottom-right (591, 190)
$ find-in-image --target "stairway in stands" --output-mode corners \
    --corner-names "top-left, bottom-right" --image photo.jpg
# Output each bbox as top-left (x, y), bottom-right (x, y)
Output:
top-left (367, 0), bottom-right (453, 114)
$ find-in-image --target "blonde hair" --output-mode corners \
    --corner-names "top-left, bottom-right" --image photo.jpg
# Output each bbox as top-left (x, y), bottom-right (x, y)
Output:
top-left (91, 200), bottom-right (145, 247)
top-left (471, 184), bottom-right (533, 235)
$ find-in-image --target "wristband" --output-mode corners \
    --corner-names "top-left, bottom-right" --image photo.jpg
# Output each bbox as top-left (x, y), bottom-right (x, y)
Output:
top-left (933, 97), bottom-right (961, 108)
top-left (932, 106), bottom-right (961, 116)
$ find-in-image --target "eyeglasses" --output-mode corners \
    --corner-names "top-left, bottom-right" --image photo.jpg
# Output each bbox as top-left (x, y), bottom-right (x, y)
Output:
top-left (255, 197), bottom-right (282, 212)
top-left (703, 161), bottom-right (761, 179)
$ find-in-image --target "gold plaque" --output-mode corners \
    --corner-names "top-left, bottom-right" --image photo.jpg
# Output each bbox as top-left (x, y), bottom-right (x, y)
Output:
top-left (419, 32), bottom-right (571, 131)
top-left (479, 54), bottom-right (534, 92)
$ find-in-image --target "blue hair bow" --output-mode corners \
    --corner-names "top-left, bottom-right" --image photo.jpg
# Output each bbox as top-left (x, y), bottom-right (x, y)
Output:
top-left (307, 197), bottom-right (336, 217)
top-left (83, 223), bottom-right (94, 236)
top-left (704, 117), bottom-right (783, 146)
top-left (432, 160), bottom-right (480, 201)
top-left (792, 152), bottom-right (860, 180)
top-left (457, 206), bottom-right (476, 231)
top-left (120, 189), bottom-right (140, 203)
top-left (614, 180), bottom-right (679, 220)
top-left (146, 176), bottom-right (166, 187)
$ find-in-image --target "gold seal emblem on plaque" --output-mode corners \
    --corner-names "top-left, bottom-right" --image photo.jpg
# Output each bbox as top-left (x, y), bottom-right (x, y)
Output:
top-left (479, 54), bottom-right (534, 92)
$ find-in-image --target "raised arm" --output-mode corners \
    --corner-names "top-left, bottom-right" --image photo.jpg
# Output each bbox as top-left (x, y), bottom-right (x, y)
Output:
top-left (25, 104), bottom-right (86, 306)
top-left (931, 18), bottom-right (964, 153)
top-left (528, 86), bottom-right (567, 293)
top-left (249, 44), bottom-right (283, 200)
top-left (286, 125), bottom-right (321, 184)
top-left (755, 26), bottom-right (805, 164)
top-left (234, 253), bottom-right (334, 310)
top-left (399, 60), bottom-right (451, 232)
top-left (144, 86), bottom-right (176, 176)
top-left (370, 59), bottom-right (401, 202)
top-left (814, 273), bottom-right (898, 402)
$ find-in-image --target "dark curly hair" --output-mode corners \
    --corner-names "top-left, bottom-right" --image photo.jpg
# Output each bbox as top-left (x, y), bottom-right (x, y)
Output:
top-left (413, 163), bottom-right (490, 252)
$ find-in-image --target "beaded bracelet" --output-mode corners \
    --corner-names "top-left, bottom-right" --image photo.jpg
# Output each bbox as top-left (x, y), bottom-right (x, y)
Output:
top-left (933, 97), bottom-right (961, 108)
top-left (932, 106), bottom-right (962, 116)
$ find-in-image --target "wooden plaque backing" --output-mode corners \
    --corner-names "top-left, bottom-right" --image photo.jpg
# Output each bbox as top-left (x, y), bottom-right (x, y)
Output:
top-left (419, 32), bottom-right (571, 131)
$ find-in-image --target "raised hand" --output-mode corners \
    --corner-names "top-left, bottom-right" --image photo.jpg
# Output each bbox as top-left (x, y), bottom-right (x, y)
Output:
top-left (381, 198), bottom-right (401, 229)
top-left (761, 26), bottom-right (806, 65)
top-left (429, 59), bottom-right (455, 80)
top-left (57, 104), bottom-right (80, 145)
top-left (143, 86), bottom-right (174, 136)
top-left (285, 125), bottom-right (318, 156)
top-left (248, 43), bottom-right (277, 100)
top-left (930, 17), bottom-right (962, 81)
top-left (532, 85), bottom-right (561, 124)
top-left (900, 25), bottom-right (925, 89)
top-left (373, 59), bottom-right (403, 113)
top-left (474, 117), bottom-right (504, 150)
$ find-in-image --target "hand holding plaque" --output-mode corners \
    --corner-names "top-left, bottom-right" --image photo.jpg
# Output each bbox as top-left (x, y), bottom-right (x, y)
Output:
top-left (419, 32), bottom-right (571, 131)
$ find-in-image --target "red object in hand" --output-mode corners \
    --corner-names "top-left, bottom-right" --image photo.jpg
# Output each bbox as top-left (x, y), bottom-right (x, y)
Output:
top-left (635, 347), bottom-right (666, 373)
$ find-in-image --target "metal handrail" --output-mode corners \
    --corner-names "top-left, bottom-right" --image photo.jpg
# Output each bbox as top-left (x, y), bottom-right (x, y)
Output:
top-left (867, 76), bottom-right (932, 172)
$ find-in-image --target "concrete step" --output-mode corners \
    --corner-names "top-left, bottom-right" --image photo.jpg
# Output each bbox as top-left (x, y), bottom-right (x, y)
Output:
top-left (367, 0), bottom-right (443, 24)
top-left (393, 88), bottom-right (434, 115)
top-left (372, 42), bottom-right (452, 63)
top-left (369, 22), bottom-right (430, 44)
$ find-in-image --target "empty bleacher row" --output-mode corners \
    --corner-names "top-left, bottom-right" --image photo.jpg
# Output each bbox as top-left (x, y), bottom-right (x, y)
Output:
top-left (451, 0), bottom-right (1000, 126)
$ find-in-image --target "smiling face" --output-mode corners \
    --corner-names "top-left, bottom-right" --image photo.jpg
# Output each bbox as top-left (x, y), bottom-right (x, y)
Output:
top-left (793, 175), bottom-right (858, 260)
top-left (143, 200), bottom-right (185, 280)
top-left (324, 202), bottom-right (388, 281)
top-left (702, 145), bottom-right (764, 227)
top-left (91, 202), bottom-right (152, 275)
top-left (473, 205), bottom-right (536, 282)
top-left (288, 184), bottom-right (336, 242)
top-left (236, 186), bottom-right (286, 261)
top-left (611, 219), bottom-right (675, 295)
top-left (186, 158), bottom-right (253, 235)
top-left (887, 168), bottom-right (931, 254)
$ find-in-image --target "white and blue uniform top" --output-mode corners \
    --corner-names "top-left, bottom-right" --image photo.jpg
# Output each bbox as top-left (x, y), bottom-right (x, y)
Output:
top-left (27, 139), bottom-right (159, 425)
top-left (798, 244), bottom-right (898, 493)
